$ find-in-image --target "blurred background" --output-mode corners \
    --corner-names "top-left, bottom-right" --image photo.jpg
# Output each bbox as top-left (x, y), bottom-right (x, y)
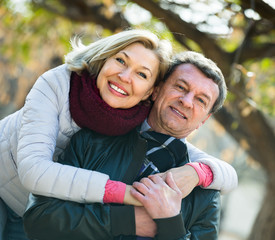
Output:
top-left (0, 0), bottom-right (274, 239)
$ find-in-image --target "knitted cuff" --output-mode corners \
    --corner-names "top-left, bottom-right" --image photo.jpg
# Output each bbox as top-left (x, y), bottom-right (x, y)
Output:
top-left (103, 179), bottom-right (127, 204)
top-left (186, 162), bottom-right (213, 187)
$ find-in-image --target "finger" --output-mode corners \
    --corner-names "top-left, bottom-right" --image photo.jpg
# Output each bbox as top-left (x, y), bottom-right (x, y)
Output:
top-left (130, 187), bottom-right (147, 204)
top-left (140, 177), bottom-right (155, 188)
top-left (148, 174), bottom-right (164, 185)
top-left (165, 172), bottom-right (181, 193)
top-left (133, 181), bottom-right (150, 195)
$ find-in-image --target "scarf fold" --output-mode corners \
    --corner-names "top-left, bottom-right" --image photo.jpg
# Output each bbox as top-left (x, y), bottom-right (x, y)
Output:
top-left (69, 70), bottom-right (151, 136)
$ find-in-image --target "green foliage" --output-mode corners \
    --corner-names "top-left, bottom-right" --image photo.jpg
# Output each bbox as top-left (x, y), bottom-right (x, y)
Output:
top-left (1, 0), bottom-right (274, 117)
top-left (0, 0), bottom-right (99, 67)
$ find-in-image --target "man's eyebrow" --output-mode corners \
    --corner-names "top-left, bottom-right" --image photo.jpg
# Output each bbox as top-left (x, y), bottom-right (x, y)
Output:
top-left (120, 51), bottom-right (153, 76)
top-left (178, 79), bottom-right (211, 102)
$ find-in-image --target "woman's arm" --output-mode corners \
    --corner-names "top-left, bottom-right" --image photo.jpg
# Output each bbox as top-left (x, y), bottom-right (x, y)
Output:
top-left (186, 141), bottom-right (238, 194)
top-left (17, 66), bottom-right (109, 203)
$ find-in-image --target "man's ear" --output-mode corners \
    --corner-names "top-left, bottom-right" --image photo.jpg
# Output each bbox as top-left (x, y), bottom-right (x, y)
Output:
top-left (196, 113), bottom-right (212, 129)
top-left (151, 83), bottom-right (163, 101)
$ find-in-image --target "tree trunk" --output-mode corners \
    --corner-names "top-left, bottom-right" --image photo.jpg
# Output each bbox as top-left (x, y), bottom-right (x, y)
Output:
top-left (248, 180), bottom-right (275, 240)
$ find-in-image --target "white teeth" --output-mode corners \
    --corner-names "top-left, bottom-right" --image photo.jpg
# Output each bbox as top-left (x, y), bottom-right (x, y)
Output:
top-left (110, 83), bottom-right (127, 95)
top-left (174, 108), bottom-right (186, 119)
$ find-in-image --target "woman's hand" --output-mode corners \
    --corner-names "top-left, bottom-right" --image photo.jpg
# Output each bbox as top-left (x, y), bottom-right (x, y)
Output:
top-left (123, 185), bottom-right (143, 206)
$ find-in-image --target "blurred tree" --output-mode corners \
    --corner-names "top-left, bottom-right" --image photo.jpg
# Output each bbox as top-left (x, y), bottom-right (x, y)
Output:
top-left (1, 0), bottom-right (275, 239)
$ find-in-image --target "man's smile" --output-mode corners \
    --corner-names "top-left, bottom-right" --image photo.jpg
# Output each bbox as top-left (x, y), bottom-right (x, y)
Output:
top-left (170, 106), bottom-right (187, 120)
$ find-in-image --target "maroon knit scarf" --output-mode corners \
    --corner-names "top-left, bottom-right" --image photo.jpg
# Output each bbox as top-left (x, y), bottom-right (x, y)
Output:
top-left (69, 70), bottom-right (151, 136)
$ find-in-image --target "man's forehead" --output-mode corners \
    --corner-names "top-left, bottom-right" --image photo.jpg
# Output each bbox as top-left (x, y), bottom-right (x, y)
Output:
top-left (168, 63), bottom-right (219, 103)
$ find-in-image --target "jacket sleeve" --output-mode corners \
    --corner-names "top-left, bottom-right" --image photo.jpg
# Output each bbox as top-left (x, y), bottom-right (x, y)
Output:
top-left (23, 194), bottom-right (113, 240)
top-left (17, 65), bottom-right (109, 204)
top-left (186, 141), bottom-right (238, 194)
top-left (23, 128), bottom-right (135, 240)
top-left (24, 195), bottom-right (138, 240)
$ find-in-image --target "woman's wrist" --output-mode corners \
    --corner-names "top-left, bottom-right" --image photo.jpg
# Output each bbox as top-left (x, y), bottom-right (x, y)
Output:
top-left (186, 162), bottom-right (213, 187)
top-left (103, 179), bottom-right (126, 204)
top-left (124, 185), bottom-right (143, 206)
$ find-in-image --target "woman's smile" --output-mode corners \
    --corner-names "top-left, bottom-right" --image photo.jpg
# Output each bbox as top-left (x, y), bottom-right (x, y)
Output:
top-left (108, 81), bottom-right (128, 96)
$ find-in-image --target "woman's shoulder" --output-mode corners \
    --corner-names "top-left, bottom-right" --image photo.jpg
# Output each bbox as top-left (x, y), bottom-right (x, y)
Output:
top-left (41, 64), bottom-right (71, 81)
top-left (32, 64), bottom-right (71, 96)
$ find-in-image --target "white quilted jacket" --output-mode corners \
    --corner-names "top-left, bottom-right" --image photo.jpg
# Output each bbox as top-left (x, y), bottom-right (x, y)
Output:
top-left (0, 64), bottom-right (237, 217)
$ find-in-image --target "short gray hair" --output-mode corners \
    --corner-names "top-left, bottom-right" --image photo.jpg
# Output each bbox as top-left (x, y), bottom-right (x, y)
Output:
top-left (164, 51), bottom-right (227, 113)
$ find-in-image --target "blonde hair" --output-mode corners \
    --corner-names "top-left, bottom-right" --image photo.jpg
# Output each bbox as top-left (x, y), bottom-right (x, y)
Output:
top-left (65, 29), bottom-right (172, 85)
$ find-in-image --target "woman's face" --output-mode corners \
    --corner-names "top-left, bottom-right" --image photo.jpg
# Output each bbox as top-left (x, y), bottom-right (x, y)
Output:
top-left (96, 43), bottom-right (159, 109)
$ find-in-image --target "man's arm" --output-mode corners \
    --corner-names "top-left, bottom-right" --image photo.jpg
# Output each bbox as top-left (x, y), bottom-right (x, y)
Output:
top-left (131, 174), bottom-right (221, 240)
top-left (23, 128), bottom-right (153, 239)
top-left (23, 194), bottom-right (114, 240)
top-left (131, 173), bottom-right (186, 240)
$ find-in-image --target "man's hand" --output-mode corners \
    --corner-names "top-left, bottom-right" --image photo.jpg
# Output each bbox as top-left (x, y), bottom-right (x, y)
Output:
top-left (131, 173), bottom-right (182, 219)
top-left (134, 206), bottom-right (157, 237)
top-left (157, 165), bottom-right (199, 198)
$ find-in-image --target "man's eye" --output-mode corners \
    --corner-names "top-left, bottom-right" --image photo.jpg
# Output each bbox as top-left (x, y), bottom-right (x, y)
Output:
top-left (197, 98), bottom-right (206, 106)
top-left (116, 57), bottom-right (125, 64)
top-left (138, 72), bottom-right (147, 79)
top-left (177, 85), bottom-right (185, 91)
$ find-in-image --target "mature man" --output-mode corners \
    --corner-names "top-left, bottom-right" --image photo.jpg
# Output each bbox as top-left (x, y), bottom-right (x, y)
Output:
top-left (23, 51), bottom-right (237, 240)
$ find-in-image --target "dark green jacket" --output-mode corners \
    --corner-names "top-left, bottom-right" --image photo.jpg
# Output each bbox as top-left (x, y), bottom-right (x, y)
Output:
top-left (23, 128), bottom-right (220, 240)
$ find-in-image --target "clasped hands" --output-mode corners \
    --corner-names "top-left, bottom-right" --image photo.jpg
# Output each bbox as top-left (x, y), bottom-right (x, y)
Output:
top-left (123, 165), bottom-right (199, 237)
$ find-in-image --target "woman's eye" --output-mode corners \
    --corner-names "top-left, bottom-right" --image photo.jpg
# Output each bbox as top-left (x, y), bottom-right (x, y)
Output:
top-left (138, 72), bottom-right (147, 79)
top-left (116, 57), bottom-right (125, 64)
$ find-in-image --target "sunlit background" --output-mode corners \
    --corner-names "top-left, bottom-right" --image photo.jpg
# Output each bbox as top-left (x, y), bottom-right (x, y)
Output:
top-left (1, 0), bottom-right (275, 239)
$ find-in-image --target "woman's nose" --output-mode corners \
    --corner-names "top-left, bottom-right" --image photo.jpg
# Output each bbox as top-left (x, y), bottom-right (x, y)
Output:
top-left (118, 68), bottom-right (132, 83)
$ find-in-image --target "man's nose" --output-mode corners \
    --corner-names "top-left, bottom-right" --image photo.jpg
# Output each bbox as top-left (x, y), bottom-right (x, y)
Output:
top-left (118, 68), bottom-right (132, 83)
top-left (179, 93), bottom-right (193, 108)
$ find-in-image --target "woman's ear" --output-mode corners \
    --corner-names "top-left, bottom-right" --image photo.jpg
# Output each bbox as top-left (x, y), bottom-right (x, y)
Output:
top-left (141, 87), bottom-right (154, 101)
top-left (151, 83), bottom-right (163, 101)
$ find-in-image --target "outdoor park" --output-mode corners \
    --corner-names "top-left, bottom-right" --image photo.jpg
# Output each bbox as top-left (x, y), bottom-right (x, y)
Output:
top-left (0, 0), bottom-right (274, 239)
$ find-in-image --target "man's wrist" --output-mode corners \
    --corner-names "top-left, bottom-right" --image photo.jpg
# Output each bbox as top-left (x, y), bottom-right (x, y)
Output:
top-left (154, 213), bottom-right (186, 240)
top-left (110, 205), bottom-right (135, 236)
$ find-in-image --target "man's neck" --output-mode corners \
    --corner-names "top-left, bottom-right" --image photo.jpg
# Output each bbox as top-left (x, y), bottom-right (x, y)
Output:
top-left (141, 119), bottom-right (186, 142)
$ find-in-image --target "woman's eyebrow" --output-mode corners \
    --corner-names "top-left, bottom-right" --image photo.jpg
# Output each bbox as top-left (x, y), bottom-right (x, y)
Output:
top-left (120, 51), bottom-right (153, 76)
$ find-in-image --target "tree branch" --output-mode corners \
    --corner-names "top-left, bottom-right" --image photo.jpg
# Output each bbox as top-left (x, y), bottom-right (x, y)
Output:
top-left (241, 0), bottom-right (275, 24)
top-left (32, 0), bottom-right (130, 31)
top-left (215, 106), bottom-right (275, 172)
top-left (130, 0), bottom-right (232, 75)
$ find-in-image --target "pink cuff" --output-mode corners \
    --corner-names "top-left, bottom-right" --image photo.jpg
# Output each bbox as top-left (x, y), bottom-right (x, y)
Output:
top-left (103, 179), bottom-right (126, 204)
top-left (186, 162), bottom-right (213, 188)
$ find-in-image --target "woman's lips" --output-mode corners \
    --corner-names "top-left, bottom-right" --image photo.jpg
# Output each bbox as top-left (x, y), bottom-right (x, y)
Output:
top-left (109, 82), bottom-right (128, 96)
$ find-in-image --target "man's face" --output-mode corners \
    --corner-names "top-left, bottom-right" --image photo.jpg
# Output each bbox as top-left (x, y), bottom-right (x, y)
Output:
top-left (148, 63), bottom-right (219, 139)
